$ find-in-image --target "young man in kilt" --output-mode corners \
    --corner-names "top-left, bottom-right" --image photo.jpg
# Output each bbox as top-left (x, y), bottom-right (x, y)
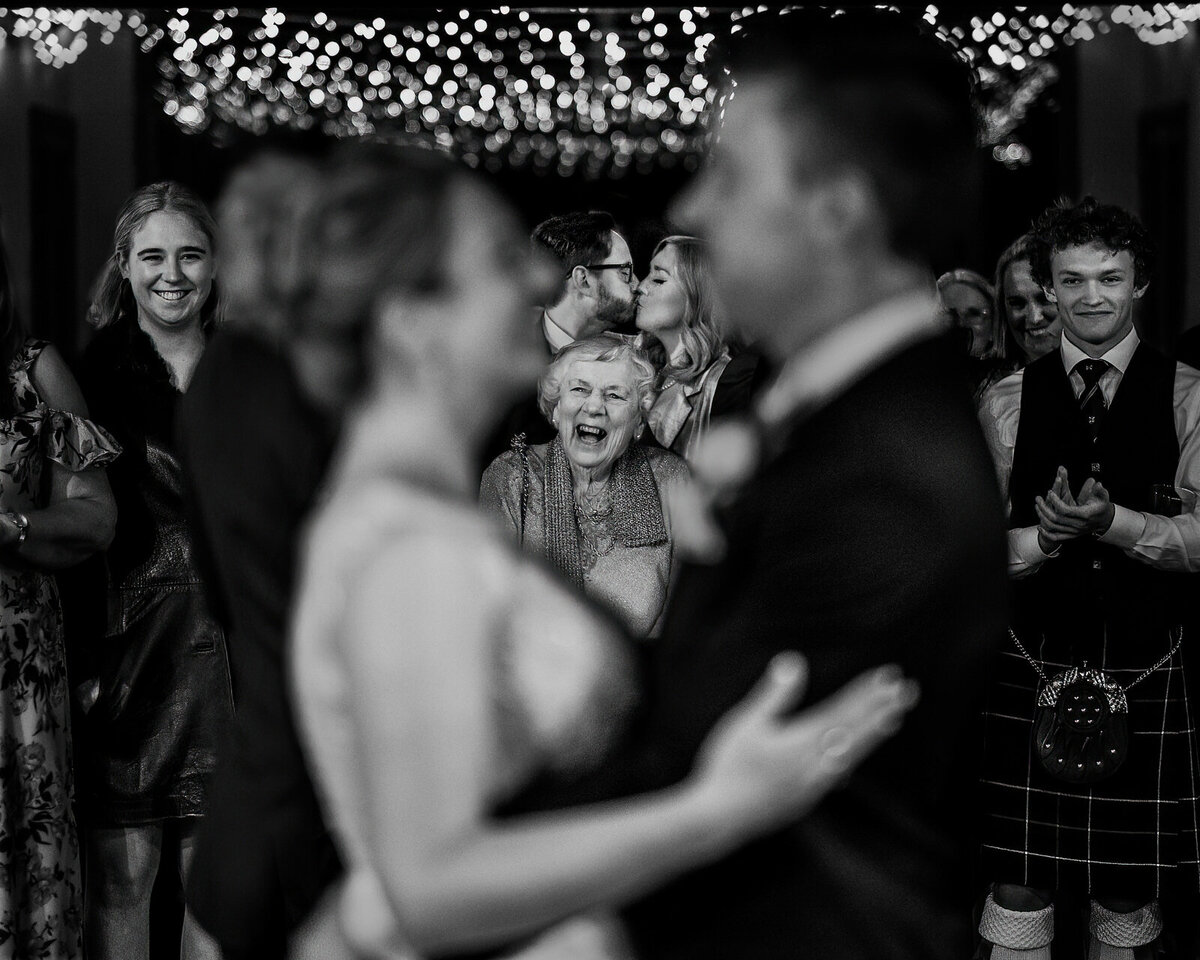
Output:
top-left (977, 197), bottom-right (1200, 958)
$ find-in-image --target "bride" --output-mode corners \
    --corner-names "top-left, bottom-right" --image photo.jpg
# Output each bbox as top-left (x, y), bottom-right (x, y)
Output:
top-left (249, 147), bottom-right (918, 958)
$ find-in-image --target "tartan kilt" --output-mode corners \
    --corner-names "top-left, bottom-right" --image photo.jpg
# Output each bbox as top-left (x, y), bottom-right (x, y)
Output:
top-left (979, 629), bottom-right (1200, 899)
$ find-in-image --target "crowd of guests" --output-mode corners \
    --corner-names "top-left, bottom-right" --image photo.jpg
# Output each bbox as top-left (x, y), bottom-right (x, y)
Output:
top-left (1, 8), bottom-right (1199, 960)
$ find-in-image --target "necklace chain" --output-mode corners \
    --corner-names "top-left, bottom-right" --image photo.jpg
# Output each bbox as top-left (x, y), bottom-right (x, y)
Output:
top-left (574, 483), bottom-right (615, 568)
top-left (1007, 626), bottom-right (1183, 693)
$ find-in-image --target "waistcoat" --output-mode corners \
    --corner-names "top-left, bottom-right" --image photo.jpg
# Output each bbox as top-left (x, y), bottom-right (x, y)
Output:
top-left (1009, 344), bottom-right (1184, 654)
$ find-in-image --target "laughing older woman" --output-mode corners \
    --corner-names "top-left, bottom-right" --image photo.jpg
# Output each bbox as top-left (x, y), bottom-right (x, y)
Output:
top-left (481, 334), bottom-right (687, 638)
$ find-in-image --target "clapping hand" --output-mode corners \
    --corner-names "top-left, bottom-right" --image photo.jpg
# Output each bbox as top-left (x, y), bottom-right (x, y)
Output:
top-left (1034, 466), bottom-right (1116, 553)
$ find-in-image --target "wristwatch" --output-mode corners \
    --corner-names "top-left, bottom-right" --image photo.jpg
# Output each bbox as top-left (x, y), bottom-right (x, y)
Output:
top-left (6, 511), bottom-right (29, 549)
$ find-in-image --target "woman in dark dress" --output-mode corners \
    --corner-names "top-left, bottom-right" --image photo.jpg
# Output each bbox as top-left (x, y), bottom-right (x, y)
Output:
top-left (634, 236), bottom-right (764, 461)
top-left (74, 182), bottom-right (231, 960)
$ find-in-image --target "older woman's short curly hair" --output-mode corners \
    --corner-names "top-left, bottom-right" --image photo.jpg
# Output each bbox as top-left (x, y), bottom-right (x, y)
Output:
top-left (538, 333), bottom-right (658, 424)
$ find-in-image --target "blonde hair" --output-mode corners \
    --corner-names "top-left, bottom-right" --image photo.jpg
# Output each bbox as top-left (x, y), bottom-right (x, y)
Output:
top-left (636, 235), bottom-right (727, 383)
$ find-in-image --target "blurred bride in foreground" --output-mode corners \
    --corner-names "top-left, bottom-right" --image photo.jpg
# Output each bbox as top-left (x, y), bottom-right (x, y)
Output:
top-left (257, 146), bottom-right (918, 959)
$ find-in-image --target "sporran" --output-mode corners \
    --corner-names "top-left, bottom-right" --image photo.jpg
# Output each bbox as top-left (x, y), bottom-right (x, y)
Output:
top-left (1009, 628), bottom-right (1182, 785)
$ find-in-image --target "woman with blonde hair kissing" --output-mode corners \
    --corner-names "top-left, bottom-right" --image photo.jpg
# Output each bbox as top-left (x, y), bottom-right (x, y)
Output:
top-left (635, 235), bottom-right (764, 461)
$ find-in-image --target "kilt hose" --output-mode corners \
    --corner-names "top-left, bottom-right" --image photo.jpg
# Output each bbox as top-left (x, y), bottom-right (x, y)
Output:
top-left (979, 631), bottom-right (1200, 900)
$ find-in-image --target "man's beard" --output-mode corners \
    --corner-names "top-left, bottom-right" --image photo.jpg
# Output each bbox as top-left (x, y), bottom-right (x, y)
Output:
top-left (591, 285), bottom-right (636, 334)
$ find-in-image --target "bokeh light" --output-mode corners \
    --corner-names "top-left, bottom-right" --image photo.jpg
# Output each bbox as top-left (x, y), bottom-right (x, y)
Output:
top-left (2, 7), bottom-right (1199, 175)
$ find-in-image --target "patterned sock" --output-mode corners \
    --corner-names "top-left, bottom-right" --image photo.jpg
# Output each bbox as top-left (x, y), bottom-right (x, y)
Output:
top-left (979, 892), bottom-right (1054, 959)
top-left (1088, 900), bottom-right (1162, 958)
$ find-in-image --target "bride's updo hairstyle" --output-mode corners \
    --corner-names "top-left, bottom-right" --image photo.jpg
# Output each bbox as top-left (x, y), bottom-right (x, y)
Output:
top-left (217, 145), bottom-right (459, 419)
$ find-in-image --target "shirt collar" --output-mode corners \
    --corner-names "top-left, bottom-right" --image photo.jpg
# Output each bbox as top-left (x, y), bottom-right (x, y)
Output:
top-left (1059, 325), bottom-right (1139, 376)
top-left (755, 287), bottom-right (942, 429)
top-left (542, 310), bottom-right (575, 353)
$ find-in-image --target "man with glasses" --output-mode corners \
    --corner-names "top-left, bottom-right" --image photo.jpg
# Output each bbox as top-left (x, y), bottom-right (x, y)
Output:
top-left (481, 210), bottom-right (638, 466)
top-left (533, 210), bottom-right (638, 348)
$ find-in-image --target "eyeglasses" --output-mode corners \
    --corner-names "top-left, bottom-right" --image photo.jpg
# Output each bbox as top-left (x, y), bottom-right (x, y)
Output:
top-left (579, 262), bottom-right (635, 284)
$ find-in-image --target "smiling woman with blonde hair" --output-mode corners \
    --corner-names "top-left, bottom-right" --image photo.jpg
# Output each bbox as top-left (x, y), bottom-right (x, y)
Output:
top-left (74, 181), bottom-right (232, 960)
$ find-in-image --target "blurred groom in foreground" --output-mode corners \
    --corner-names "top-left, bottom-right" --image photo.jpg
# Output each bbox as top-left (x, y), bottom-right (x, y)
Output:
top-left (606, 10), bottom-right (1008, 958)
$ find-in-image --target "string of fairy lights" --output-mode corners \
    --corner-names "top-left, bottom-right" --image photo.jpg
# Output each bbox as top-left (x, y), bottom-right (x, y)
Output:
top-left (1, 6), bottom-right (1199, 177)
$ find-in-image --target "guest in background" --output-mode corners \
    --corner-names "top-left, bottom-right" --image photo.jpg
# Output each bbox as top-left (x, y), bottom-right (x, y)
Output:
top-left (994, 233), bottom-right (1062, 366)
top-left (536, 211), bottom-right (640, 346)
top-left (635, 236), bottom-right (766, 460)
top-left (482, 211), bottom-right (639, 467)
top-left (938, 268), bottom-right (1014, 400)
top-left (180, 155), bottom-right (342, 960)
top-left (939, 269), bottom-right (1000, 358)
top-left (481, 334), bottom-right (688, 638)
top-left (0, 230), bottom-right (119, 960)
top-left (976, 197), bottom-right (1200, 959)
top-left (74, 182), bottom-right (231, 960)
top-left (284, 146), bottom-right (916, 960)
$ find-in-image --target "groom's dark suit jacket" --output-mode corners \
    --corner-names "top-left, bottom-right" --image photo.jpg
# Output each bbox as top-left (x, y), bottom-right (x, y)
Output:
top-left (624, 332), bottom-right (1007, 959)
top-left (517, 332), bottom-right (1006, 959)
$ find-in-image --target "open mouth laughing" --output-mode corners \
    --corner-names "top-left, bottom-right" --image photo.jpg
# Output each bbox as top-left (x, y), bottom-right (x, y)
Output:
top-left (576, 424), bottom-right (608, 445)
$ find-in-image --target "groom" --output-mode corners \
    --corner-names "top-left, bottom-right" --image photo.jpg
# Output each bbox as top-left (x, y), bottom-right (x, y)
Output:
top-left (607, 11), bottom-right (1007, 959)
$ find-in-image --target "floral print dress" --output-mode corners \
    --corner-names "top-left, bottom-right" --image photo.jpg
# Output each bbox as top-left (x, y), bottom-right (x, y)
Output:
top-left (0, 340), bottom-right (120, 959)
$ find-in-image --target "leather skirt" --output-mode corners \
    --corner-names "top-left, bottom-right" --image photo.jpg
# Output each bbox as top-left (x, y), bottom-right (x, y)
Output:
top-left (75, 579), bottom-right (233, 825)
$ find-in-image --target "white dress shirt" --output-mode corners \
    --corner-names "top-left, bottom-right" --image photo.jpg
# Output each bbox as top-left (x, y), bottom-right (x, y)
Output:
top-left (542, 310), bottom-right (575, 353)
top-left (978, 327), bottom-right (1200, 575)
